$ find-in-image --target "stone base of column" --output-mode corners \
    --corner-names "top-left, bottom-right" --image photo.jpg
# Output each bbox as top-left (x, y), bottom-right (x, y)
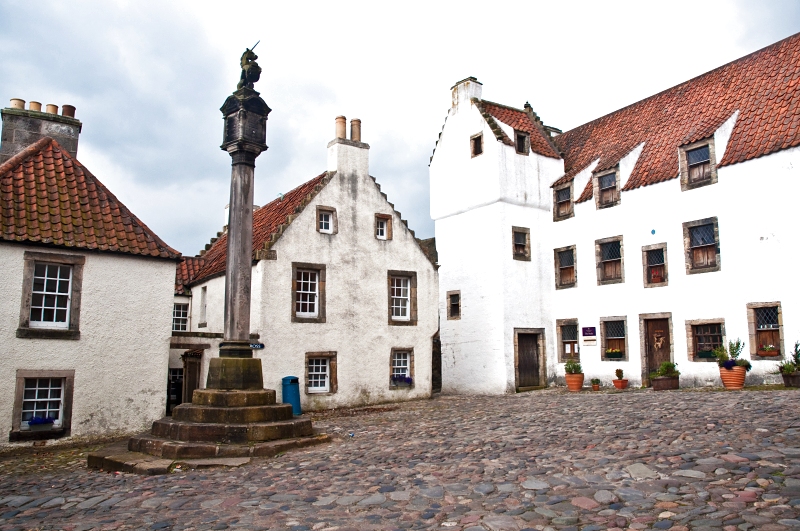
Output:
top-left (206, 357), bottom-right (264, 390)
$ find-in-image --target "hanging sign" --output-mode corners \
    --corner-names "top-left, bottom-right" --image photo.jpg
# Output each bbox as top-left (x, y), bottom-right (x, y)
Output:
top-left (582, 327), bottom-right (597, 346)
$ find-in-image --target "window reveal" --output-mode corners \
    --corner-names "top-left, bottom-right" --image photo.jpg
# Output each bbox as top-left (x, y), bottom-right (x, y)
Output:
top-left (555, 188), bottom-right (571, 217)
top-left (307, 358), bottom-right (329, 393)
top-left (295, 270), bottom-right (319, 317)
top-left (471, 134), bottom-right (483, 156)
top-left (647, 248), bottom-right (666, 284)
top-left (172, 303), bottom-right (189, 331)
top-left (390, 277), bottom-right (410, 320)
top-left (600, 241), bottom-right (622, 280)
top-left (687, 145), bottom-right (711, 183)
top-left (21, 378), bottom-right (64, 429)
top-left (562, 324), bottom-right (578, 360)
top-left (605, 320), bottom-right (626, 358)
top-left (558, 249), bottom-right (575, 285)
top-left (689, 224), bottom-right (716, 268)
top-left (598, 173), bottom-right (617, 206)
top-left (755, 306), bottom-right (780, 355)
top-left (449, 293), bottom-right (460, 319)
top-left (694, 324), bottom-right (722, 358)
top-left (30, 263), bottom-right (72, 328)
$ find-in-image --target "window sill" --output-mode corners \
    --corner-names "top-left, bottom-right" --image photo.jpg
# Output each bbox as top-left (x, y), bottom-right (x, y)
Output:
top-left (597, 201), bottom-right (620, 209)
top-left (305, 390), bottom-right (336, 396)
top-left (16, 328), bottom-right (80, 340)
top-left (198, 322), bottom-right (208, 328)
top-left (597, 278), bottom-right (624, 286)
top-left (556, 283), bottom-right (576, 290)
top-left (687, 265), bottom-right (720, 275)
top-left (9, 428), bottom-right (68, 442)
top-left (389, 385), bottom-right (415, 390)
top-left (292, 315), bottom-right (326, 324)
top-left (553, 213), bottom-right (574, 222)
top-left (602, 355), bottom-right (627, 362)
top-left (684, 178), bottom-right (714, 191)
top-left (513, 254), bottom-right (531, 262)
top-left (644, 281), bottom-right (668, 288)
top-left (389, 319), bottom-right (417, 327)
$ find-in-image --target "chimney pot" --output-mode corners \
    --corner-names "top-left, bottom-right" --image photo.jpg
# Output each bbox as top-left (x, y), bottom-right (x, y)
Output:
top-left (335, 116), bottom-right (346, 139)
top-left (62, 105), bottom-right (76, 118)
top-left (45, 104), bottom-right (58, 114)
top-left (350, 119), bottom-right (361, 142)
top-left (29, 101), bottom-right (42, 112)
top-left (9, 98), bottom-right (25, 109)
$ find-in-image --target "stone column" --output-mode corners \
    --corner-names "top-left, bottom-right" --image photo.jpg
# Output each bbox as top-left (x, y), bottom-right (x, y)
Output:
top-left (206, 86), bottom-right (271, 390)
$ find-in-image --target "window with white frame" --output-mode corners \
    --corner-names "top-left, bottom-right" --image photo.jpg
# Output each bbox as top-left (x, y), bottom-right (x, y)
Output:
top-left (318, 211), bottom-right (332, 233)
top-left (172, 303), bottom-right (189, 331)
top-left (307, 358), bottom-right (329, 393)
top-left (391, 351), bottom-right (412, 386)
top-left (390, 277), bottom-right (410, 320)
top-left (376, 218), bottom-right (387, 239)
top-left (295, 270), bottom-right (319, 317)
top-left (29, 263), bottom-right (72, 329)
top-left (21, 378), bottom-right (64, 429)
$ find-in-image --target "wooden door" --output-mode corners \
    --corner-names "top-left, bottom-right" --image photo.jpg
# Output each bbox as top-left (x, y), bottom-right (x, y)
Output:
top-left (431, 332), bottom-right (442, 393)
top-left (517, 334), bottom-right (540, 388)
top-left (182, 356), bottom-right (201, 404)
top-left (645, 319), bottom-right (671, 383)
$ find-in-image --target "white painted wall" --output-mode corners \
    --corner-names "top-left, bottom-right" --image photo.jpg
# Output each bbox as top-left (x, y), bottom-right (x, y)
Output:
top-left (0, 244), bottom-right (175, 447)
top-left (187, 139), bottom-right (439, 410)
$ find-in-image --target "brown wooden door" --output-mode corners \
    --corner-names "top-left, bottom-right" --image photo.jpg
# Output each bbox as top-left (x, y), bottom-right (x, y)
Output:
top-left (518, 334), bottom-right (540, 388)
top-left (182, 356), bottom-right (201, 404)
top-left (646, 319), bottom-right (671, 383)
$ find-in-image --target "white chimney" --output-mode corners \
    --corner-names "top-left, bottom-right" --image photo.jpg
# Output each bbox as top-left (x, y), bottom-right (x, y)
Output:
top-left (451, 77), bottom-right (483, 112)
top-left (327, 116), bottom-right (369, 177)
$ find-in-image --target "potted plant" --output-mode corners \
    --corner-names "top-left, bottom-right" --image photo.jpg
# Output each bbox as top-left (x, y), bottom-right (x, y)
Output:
top-left (650, 361), bottom-right (680, 390)
top-left (776, 341), bottom-right (800, 388)
top-left (605, 348), bottom-right (624, 360)
top-left (714, 338), bottom-right (751, 390)
top-left (564, 359), bottom-right (584, 392)
top-left (391, 375), bottom-right (413, 387)
top-left (612, 368), bottom-right (628, 389)
top-left (759, 344), bottom-right (780, 357)
top-left (27, 416), bottom-right (55, 432)
top-left (590, 378), bottom-right (601, 391)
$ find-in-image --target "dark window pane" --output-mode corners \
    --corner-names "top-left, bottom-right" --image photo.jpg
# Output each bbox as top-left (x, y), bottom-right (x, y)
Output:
top-left (687, 145), bottom-right (710, 166)
top-left (558, 250), bottom-right (574, 267)
top-left (690, 224), bottom-right (715, 247)
top-left (33, 279), bottom-right (45, 292)
top-left (514, 232), bottom-right (526, 246)
top-left (556, 188), bottom-right (570, 203)
top-left (606, 320), bottom-right (625, 338)
top-left (755, 307), bottom-right (779, 329)
top-left (34, 264), bottom-right (47, 277)
top-left (599, 173), bottom-right (616, 189)
top-left (647, 249), bottom-right (665, 266)
top-left (29, 308), bottom-right (42, 321)
top-left (601, 241), bottom-right (621, 261)
top-left (55, 309), bottom-right (67, 322)
top-left (562, 325), bottom-right (578, 341)
top-left (42, 308), bottom-right (54, 321)
top-left (45, 279), bottom-right (57, 292)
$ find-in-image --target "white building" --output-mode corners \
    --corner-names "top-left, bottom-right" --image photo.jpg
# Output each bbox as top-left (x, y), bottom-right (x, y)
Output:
top-left (431, 34), bottom-right (800, 392)
top-left (174, 118), bottom-right (439, 410)
top-left (0, 100), bottom-right (180, 448)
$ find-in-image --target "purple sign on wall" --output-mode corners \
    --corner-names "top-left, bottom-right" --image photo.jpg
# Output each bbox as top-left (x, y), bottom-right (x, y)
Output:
top-left (582, 327), bottom-right (597, 337)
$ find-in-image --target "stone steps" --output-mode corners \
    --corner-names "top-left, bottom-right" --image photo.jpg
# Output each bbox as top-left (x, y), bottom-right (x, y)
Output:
top-left (125, 432), bottom-right (331, 460)
top-left (171, 402), bottom-right (293, 423)
top-left (149, 417), bottom-right (312, 443)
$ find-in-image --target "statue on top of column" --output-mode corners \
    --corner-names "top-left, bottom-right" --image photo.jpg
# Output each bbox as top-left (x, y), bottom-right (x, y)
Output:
top-left (237, 41), bottom-right (262, 90)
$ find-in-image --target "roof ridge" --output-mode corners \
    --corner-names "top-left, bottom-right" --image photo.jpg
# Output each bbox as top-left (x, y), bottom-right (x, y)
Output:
top-left (0, 137), bottom-right (54, 176)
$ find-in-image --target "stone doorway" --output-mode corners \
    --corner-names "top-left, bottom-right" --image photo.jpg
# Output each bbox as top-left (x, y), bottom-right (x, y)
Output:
top-left (641, 314), bottom-right (673, 386)
top-left (514, 328), bottom-right (546, 391)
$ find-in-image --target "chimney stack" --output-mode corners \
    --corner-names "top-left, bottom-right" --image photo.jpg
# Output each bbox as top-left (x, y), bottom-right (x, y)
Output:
top-left (350, 119), bottom-right (361, 142)
top-left (327, 115), bottom-right (369, 177)
top-left (0, 97), bottom-right (82, 164)
top-left (450, 77), bottom-right (483, 112)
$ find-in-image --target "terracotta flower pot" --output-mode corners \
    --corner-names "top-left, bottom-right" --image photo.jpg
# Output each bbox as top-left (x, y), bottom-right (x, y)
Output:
top-left (782, 373), bottom-right (800, 388)
top-left (652, 376), bottom-right (679, 391)
top-left (719, 365), bottom-right (746, 390)
top-left (612, 379), bottom-right (628, 390)
top-left (592, 384), bottom-right (600, 391)
top-left (565, 373), bottom-right (584, 392)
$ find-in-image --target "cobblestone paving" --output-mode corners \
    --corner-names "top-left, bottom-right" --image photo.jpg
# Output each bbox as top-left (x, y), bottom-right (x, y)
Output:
top-left (2, 388), bottom-right (800, 531)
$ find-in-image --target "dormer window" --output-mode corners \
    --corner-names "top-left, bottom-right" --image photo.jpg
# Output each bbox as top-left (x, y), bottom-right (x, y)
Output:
top-left (598, 173), bottom-right (618, 206)
top-left (515, 131), bottom-right (530, 155)
top-left (471, 133), bottom-right (483, 157)
top-left (680, 139), bottom-right (717, 191)
top-left (554, 186), bottom-right (572, 220)
top-left (687, 146), bottom-right (711, 183)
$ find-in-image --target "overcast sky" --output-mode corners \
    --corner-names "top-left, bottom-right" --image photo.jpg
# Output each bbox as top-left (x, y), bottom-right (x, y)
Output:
top-left (1, 0), bottom-right (798, 256)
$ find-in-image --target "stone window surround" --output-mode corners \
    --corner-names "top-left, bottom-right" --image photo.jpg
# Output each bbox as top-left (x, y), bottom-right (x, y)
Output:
top-left (315, 205), bottom-right (338, 235)
top-left (291, 262), bottom-right (327, 324)
top-left (446, 290), bottom-right (461, 320)
top-left (595, 235), bottom-right (625, 286)
top-left (746, 301), bottom-right (784, 360)
top-left (304, 351), bottom-right (337, 395)
top-left (512, 226), bottom-right (531, 262)
top-left (554, 244), bottom-right (577, 290)
top-left (513, 327), bottom-right (547, 391)
top-left (9, 369), bottom-right (75, 442)
top-left (599, 316), bottom-right (629, 362)
top-left (375, 213), bottom-right (393, 241)
top-left (679, 137), bottom-right (718, 191)
top-left (514, 130), bottom-right (530, 156)
top-left (685, 318), bottom-right (726, 363)
top-left (17, 251), bottom-right (85, 340)
top-left (387, 270), bottom-right (418, 326)
top-left (470, 132), bottom-right (483, 158)
top-left (593, 167), bottom-right (621, 209)
top-left (389, 347), bottom-right (415, 390)
top-left (553, 181), bottom-right (575, 221)
top-left (638, 312), bottom-right (675, 379)
top-left (641, 242), bottom-right (669, 288)
top-left (556, 318), bottom-right (580, 363)
top-left (682, 216), bottom-right (721, 275)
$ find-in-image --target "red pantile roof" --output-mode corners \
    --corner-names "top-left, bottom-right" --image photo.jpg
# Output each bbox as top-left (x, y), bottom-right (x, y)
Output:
top-left (553, 32), bottom-right (800, 202)
top-left (175, 256), bottom-right (206, 295)
top-left (474, 100), bottom-right (561, 159)
top-left (0, 137), bottom-right (180, 259)
top-left (191, 171), bottom-right (331, 285)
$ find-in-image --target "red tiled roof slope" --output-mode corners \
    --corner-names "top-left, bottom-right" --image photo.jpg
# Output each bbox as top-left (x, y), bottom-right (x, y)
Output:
top-left (175, 256), bottom-right (206, 295)
top-left (0, 137), bottom-right (180, 259)
top-left (554, 32), bottom-right (800, 202)
top-left (191, 172), bottom-right (330, 285)
top-left (475, 100), bottom-right (561, 159)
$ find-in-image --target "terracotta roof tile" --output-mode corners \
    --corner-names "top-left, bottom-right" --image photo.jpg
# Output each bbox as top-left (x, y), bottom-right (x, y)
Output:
top-left (554, 32), bottom-right (800, 202)
top-left (0, 137), bottom-right (180, 259)
top-left (473, 100), bottom-right (561, 159)
top-left (190, 171), bottom-right (330, 285)
top-left (175, 256), bottom-right (206, 295)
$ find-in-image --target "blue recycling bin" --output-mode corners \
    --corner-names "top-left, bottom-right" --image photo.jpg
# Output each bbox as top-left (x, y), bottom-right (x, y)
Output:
top-left (281, 376), bottom-right (301, 416)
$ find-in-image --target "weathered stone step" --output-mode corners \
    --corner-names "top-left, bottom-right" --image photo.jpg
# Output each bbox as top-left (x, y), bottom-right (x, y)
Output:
top-left (125, 432), bottom-right (331, 460)
top-left (171, 402), bottom-right (293, 424)
top-left (149, 418), bottom-right (312, 443)
top-left (191, 389), bottom-right (276, 407)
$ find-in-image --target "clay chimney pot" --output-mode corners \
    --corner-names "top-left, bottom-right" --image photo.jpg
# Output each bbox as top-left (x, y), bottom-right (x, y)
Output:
top-left (335, 116), bottom-right (346, 139)
top-left (45, 104), bottom-right (58, 114)
top-left (350, 119), bottom-right (361, 142)
top-left (29, 101), bottom-right (42, 112)
top-left (9, 98), bottom-right (25, 109)
top-left (62, 105), bottom-right (76, 118)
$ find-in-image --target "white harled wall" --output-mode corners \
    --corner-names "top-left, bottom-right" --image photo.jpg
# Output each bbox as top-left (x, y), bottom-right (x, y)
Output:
top-left (0, 244), bottom-right (176, 447)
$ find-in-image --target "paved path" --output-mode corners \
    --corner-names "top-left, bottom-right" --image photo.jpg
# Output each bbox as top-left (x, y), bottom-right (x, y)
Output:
top-left (2, 388), bottom-right (800, 531)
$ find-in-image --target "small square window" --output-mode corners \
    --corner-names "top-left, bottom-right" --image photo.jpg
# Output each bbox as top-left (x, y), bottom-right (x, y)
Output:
top-left (471, 134), bottom-right (483, 157)
top-left (554, 187), bottom-right (572, 219)
top-left (642, 243), bottom-right (668, 288)
top-left (375, 214), bottom-right (392, 240)
top-left (515, 131), bottom-right (530, 155)
top-left (390, 348), bottom-right (415, 388)
top-left (694, 323), bottom-right (722, 359)
top-left (172, 303), bottom-right (189, 331)
top-left (319, 212), bottom-right (331, 233)
top-left (307, 358), bottom-right (330, 393)
top-left (11, 369), bottom-right (75, 441)
top-left (683, 218), bottom-right (720, 274)
top-left (29, 263), bottom-right (72, 329)
top-left (512, 227), bottom-right (531, 261)
top-left (447, 290), bottom-right (461, 320)
top-left (21, 377), bottom-right (64, 430)
top-left (376, 219), bottom-right (386, 238)
top-left (597, 238), bottom-right (623, 284)
top-left (680, 140), bottom-right (718, 191)
top-left (603, 319), bottom-right (626, 360)
top-left (755, 306), bottom-right (781, 356)
top-left (315, 206), bottom-right (337, 235)
top-left (555, 247), bottom-right (576, 289)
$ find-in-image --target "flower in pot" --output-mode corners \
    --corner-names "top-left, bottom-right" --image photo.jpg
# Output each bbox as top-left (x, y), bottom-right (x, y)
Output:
top-left (590, 378), bottom-right (601, 391)
top-left (391, 375), bottom-right (413, 387)
top-left (714, 339), bottom-right (751, 390)
top-left (776, 341), bottom-right (800, 388)
top-left (760, 344), bottom-right (779, 356)
top-left (612, 368), bottom-right (628, 389)
top-left (27, 416), bottom-right (55, 432)
top-left (564, 359), bottom-right (584, 392)
top-left (650, 361), bottom-right (680, 391)
top-left (605, 348), bottom-right (624, 359)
